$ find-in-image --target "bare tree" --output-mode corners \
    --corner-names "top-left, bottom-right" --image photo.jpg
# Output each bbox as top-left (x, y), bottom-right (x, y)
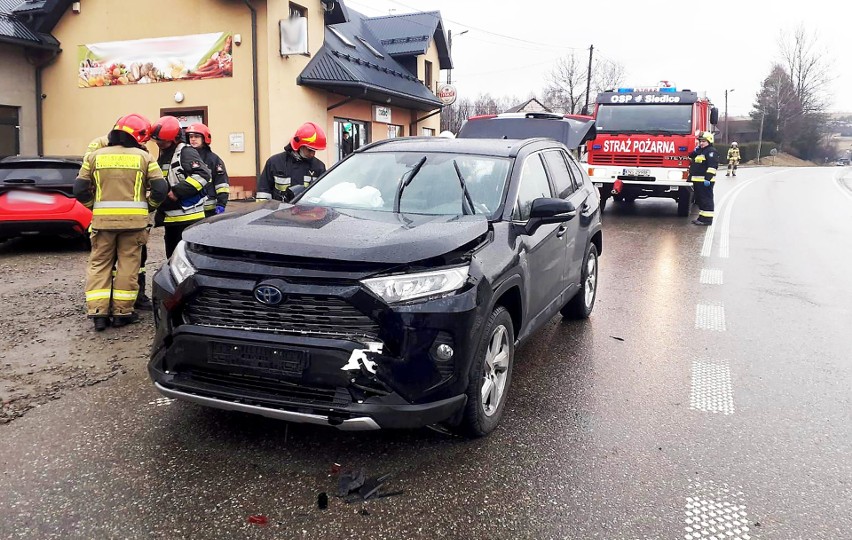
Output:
top-left (752, 64), bottom-right (803, 147)
top-left (778, 25), bottom-right (833, 114)
top-left (542, 51), bottom-right (624, 114)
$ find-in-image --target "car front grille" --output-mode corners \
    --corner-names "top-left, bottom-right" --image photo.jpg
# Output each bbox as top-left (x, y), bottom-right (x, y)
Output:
top-left (177, 369), bottom-right (351, 407)
top-left (593, 154), bottom-right (666, 167)
top-left (183, 287), bottom-right (380, 341)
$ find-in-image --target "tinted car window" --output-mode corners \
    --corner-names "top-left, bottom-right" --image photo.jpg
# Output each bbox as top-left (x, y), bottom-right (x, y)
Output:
top-left (542, 150), bottom-right (575, 198)
top-left (0, 164), bottom-right (79, 185)
top-left (565, 157), bottom-right (587, 191)
top-left (513, 153), bottom-right (552, 221)
top-left (301, 151), bottom-right (511, 217)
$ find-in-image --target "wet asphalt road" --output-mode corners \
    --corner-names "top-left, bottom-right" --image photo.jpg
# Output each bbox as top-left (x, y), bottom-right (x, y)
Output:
top-left (1, 166), bottom-right (851, 539)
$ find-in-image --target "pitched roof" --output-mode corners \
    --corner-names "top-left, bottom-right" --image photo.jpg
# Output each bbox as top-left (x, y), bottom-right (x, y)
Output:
top-left (363, 11), bottom-right (451, 69)
top-left (0, 0), bottom-right (62, 49)
top-left (298, 7), bottom-right (442, 111)
top-left (505, 98), bottom-right (551, 114)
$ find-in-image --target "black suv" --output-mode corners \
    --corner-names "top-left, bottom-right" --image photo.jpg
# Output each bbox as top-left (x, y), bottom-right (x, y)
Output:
top-left (149, 136), bottom-right (602, 436)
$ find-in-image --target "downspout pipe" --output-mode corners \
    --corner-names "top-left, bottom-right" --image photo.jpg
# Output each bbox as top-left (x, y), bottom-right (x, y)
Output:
top-left (244, 0), bottom-right (261, 179)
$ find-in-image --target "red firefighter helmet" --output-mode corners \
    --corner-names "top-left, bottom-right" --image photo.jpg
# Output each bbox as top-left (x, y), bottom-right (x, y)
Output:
top-left (111, 113), bottom-right (152, 144)
top-left (185, 123), bottom-right (212, 144)
top-left (151, 116), bottom-right (182, 142)
top-left (291, 122), bottom-right (327, 151)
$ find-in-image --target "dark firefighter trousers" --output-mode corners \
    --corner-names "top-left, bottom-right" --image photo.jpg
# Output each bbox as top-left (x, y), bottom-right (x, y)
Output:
top-left (693, 181), bottom-right (715, 224)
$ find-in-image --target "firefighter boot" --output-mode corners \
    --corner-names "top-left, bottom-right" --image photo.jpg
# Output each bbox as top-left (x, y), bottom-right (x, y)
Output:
top-left (134, 270), bottom-right (152, 311)
top-left (93, 316), bottom-right (110, 332)
top-left (112, 312), bottom-right (140, 328)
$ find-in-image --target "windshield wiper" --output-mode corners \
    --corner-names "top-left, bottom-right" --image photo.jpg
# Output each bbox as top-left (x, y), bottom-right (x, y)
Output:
top-left (393, 156), bottom-right (427, 212)
top-left (452, 160), bottom-right (476, 215)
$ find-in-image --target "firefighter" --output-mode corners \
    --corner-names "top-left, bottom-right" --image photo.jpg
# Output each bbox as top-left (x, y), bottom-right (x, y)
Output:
top-left (150, 116), bottom-right (211, 257)
top-left (74, 114), bottom-right (168, 331)
top-left (185, 123), bottom-right (230, 217)
top-left (689, 131), bottom-right (719, 226)
top-left (84, 129), bottom-right (155, 310)
top-left (726, 141), bottom-right (741, 176)
top-left (256, 122), bottom-right (327, 201)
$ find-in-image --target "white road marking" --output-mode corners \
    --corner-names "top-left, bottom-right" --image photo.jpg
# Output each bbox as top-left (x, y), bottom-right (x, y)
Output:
top-left (684, 478), bottom-right (751, 539)
top-left (690, 360), bottom-right (734, 415)
top-left (834, 173), bottom-right (852, 203)
top-left (149, 397), bottom-right (175, 407)
top-left (695, 304), bottom-right (726, 332)
top-left (700, 269), bottom-right (724, 285)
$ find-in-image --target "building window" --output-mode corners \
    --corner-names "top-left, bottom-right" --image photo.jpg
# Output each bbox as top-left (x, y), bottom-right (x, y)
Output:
top-left (421, 127), bottom-right (435, 137)
top-left (424, 60), bottom-right (433, 88)
top-left (356, 36), bottom-right (384, 58)
top-left (387, 125), bottom-right (403, 138)
top-left (329, 27), bottom-right (356, 48)
top-left (281, 3), bottom-right (309, 56)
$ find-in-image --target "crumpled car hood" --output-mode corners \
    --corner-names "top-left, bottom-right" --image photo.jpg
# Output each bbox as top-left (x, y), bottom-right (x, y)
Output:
top-left (183, 203), bottom-right (490, 264)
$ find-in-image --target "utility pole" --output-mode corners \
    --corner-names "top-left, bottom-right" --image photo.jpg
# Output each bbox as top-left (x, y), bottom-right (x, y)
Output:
top-left (583, 44), bottom-right (593, 115)
top-left (724, 88), bottom-right (734, 144)
top-left (756, 108), bottom-right (766, 164)
top-left (447, 30), bottom-right (467, 85)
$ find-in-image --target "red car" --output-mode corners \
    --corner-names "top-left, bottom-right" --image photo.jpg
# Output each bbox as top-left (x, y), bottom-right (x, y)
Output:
top-left (0, 156), bottom-right (91, 244)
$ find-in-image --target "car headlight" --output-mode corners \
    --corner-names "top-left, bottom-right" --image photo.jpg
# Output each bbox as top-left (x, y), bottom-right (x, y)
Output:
top-left (362, 266), bottom-right (470, 304)
top-left (169, 240), bottom-right (196, 285)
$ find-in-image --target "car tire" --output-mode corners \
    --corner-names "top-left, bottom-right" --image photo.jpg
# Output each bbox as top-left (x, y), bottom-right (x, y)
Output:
top-left (677, 187), bottom-right (692, 217)
top-left (457, 306), bottom-right (515, 438)
top-left (561, 243), bottom-right (599, 319)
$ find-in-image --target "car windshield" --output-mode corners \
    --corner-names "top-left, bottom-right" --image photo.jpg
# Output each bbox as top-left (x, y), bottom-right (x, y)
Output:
top-left (299, 151), bottom-right (511, 217)
top-left (0, 164), bottom-right (79, 185)
top-left (595, 104), bottom-right (693, 134)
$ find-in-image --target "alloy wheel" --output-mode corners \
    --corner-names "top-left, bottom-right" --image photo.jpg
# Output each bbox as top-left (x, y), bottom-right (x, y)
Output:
top-left (481, 324), bottom-right (510, 416)
top-left (584, 251), bottom-right (598, 308)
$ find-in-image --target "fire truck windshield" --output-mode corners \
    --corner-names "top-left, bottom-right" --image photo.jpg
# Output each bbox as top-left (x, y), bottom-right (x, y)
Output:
top-left (595, 104), bottom-right (693, 134)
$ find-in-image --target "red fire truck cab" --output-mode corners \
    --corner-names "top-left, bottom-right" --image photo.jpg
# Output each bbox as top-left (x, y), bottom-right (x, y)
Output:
top-left (585, 85), bottom-right (718, 216)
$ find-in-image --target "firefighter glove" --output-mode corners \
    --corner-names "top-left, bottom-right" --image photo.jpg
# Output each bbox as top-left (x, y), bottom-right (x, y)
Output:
top-left (703, 180), bottom-right (711, 187)
top-left (215, 205), bottom-right (225, 214)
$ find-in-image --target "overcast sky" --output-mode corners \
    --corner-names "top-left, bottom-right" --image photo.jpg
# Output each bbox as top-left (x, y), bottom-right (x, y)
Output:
top-left (346, 0), bottom-right (852, 117)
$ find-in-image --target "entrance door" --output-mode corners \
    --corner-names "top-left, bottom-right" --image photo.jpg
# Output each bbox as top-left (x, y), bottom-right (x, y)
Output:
top-left (0, 106), bottom-right (20, 158)
top-left (333, 118), bottom-right (368, 162)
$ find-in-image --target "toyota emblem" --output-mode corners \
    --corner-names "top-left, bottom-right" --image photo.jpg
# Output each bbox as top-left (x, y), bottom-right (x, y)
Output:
top-left (254, 285), bottom-right (284, 305)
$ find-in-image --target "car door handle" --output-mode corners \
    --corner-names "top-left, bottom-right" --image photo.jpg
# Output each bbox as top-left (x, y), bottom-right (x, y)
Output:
top-left (556, 224), bottom-right (568, 238)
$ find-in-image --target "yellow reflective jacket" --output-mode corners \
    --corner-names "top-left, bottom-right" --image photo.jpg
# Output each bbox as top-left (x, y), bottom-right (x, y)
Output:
top-left (75, 146), bottom-right (168, 230)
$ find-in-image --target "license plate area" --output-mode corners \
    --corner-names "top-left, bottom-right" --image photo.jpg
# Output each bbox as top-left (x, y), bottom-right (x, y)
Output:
top-left (622, 168), bottom-right (650, 177)
top-left (210, 342), bottom-right (310, 376)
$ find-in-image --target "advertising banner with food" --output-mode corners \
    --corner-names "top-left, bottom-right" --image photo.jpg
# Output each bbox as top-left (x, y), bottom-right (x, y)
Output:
top-left (78, 32), bottom-right (233, 88)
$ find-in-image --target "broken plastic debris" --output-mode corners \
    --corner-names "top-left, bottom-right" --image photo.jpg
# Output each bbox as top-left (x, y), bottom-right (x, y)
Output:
top-left (610, 336), bottom-right (625, 341)
top-left (337, 468), bottom-right (366, 497)
top-left (317, 492), bottom-right (329, 510)
top-left (330, 462), bottom-right (342, 475)
top-left (247, 515), bottom-right (268, 526)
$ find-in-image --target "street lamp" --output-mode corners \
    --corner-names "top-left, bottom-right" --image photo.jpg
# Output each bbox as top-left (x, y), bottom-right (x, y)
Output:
top-left (447, 29), bottom-right (468, 85)
top-left (724, 88), bottom-right (734, 144)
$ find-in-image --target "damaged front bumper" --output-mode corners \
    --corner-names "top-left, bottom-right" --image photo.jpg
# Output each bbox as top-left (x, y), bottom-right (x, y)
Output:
top-left (148, 265), bottom-right (484, 430)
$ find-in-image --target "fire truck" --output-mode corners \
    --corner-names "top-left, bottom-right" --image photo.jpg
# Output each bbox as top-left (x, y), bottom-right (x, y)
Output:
top-left (585, 85), bottom-right (718, 216)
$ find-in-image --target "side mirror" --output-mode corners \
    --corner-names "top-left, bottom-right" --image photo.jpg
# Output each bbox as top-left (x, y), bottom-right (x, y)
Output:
top-left (524, 198), bottom-right (576, 235)
top-left (710, 107), bottom-right (719, 125)
top-left (284, 184), bottom-right (306, 202)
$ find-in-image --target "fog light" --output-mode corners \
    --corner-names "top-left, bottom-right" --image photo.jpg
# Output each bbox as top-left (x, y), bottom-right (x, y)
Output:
top-left (436, 344), bottom-right (454, 361)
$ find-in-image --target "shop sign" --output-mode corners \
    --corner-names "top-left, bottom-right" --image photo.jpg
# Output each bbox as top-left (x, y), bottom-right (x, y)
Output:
top-left (78, 32), bottom-right (233, 88)
top-left (373, 105), bottom-right (392, 124)
top-left (437, 84), bottom-right (457, 106)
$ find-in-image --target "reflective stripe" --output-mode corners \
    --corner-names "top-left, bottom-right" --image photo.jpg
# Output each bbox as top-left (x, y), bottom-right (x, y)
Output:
top-left (147, 162), bottom-right (160, 172)
top-left (215, 183), bottom-right (229, 194)
top-left (274, 176), bottom-right (291, 187)
top-left (86, 289), bottom-right (112, 301)
top-left (93, 201), bottom-right (149, 209)
top-left (94, 170), bottom-right (102, 201)
top-left (82, 161), bottom-right (91, 170)
top-left (691, 176), bottom-right (716, 183)
top-left (706, 168), bottom-right (717, 174)
top-left (699, 211), bottom-right (714, 217)
top-left (204, 202), bottom-right (216, 209)
top-left (93, 208), bottom-right (149, 216)
top-left (95, 154), bottom-right (142, 170)
top-left (256, 192), bottom-right (272, 200)
top-left (139, 267), bottom-right (146, 274)
top-left (164, 212), bottom-right (205, 223)
top-left (112, 289), bottom-right (138, 301)
top-left (186, 176), bottom-right (206, 190)
top-left (135, 171), bottom-right (143, 202)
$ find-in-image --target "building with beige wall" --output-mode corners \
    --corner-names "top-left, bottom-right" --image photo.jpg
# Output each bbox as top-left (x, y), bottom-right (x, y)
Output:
top-left (34, 0), bottom-right (451, 193)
